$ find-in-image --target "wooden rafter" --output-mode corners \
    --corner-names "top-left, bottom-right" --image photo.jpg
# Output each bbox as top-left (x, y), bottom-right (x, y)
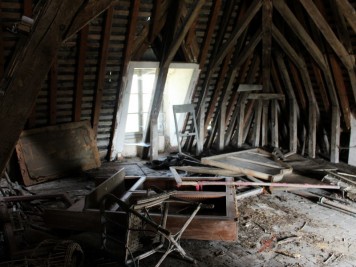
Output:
top-left (143, 0), bottom-right (206, 159)
top-left (64, 0), bottom-right (117, 41)
top-left (335, 0), bottom-right (356, 36)
top-left (149, 0), bottom-right (163, 43)
top-left (276, 53), bottom-right (298, 153)
top-left (210, 0), bottom-right (262, 70)
top-left (299, 0), bottom-right (356, 102)
top-left (262, 0), bottom-right (272, 92)
top-left (49, 57), bottom-right (58, 125)
top-left (108, 0), bottom-right (140, 160)
top-left (329, 55), bottom-right (351, 129)
top-left (73, 25), bottom-right (89, 122)
top-left (92, 7), bottom-right (114, 137)
top-left (199, 0), bottom-right (221, 69)
top-left (312, 63), bottom-right (330, 112)
top-left (289, 63), bottom-right (306, 110)
top-left (0, 0), bottom-right (107, 176)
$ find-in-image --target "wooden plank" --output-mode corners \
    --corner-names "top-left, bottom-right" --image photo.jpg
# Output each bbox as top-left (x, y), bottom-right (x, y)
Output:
top-left (247, 93), bottom-right (285, 100)
top-left (49, 57), bottom-right (58, 125)
top-left (349, 112), bottom-right (356, 166)
top-left (73, 26), bottom-right (89, 122)
top-left (262, 0), bottom-right (272, 92)
top-left (173, 166), bottom-right (242, 177)
top-left (64, 0), bottom-right (116, 41)
top-left (15, 121), bottom-right (101, 186)
top-left (92, 7), bottom-right (113, 137)
top-left (201, 148), bottom-right (292, 181)
top-left (0, 0), bottom-right (93, 177)
top-left (261, 101), bottom-right (269, 146)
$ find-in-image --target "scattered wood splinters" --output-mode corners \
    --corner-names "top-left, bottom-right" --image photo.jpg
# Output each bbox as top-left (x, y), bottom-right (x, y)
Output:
top-left (275, 250), bottom-right (301, 258)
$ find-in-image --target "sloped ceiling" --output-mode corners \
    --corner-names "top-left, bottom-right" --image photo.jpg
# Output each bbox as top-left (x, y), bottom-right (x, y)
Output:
top-left (1, 0), bottom-right (356, 163)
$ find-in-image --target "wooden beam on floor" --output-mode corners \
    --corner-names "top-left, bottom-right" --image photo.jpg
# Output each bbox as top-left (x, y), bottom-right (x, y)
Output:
top-left (299, 0), bottom-right (356, 103)
top-left (0, 0), bottom-right (97, 176)
top-left (91, 7), bottom-right (113, 137)
top-left (48, 57), bottom-right (58, 126)
top-left (73, 26), bottom-right (89, 122)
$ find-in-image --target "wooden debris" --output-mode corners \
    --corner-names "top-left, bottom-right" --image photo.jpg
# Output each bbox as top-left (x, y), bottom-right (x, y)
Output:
top-left (277, 235), bottom-right (301, 245)
top-left (201, 148), bottom-right (293, 181)
top-left (275, 250), bottom-right (301, 258)
top-left (173, 166), bottom-right (242, 176)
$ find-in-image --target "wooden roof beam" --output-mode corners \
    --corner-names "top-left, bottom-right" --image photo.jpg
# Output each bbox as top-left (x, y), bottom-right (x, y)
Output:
top-left (211, 0), bottom-right (262, 70)
top-left (334, 0), bottom-right (356, 41)
top-left (0, 0), bottom-right (106, 176)
top-left (91, 7), bottom-right (114, 137)
top-left (64, 0), bottom-right (117, 41)
top-left (262, 0), bottom-right (272, 92)
top-left (299, 0), bottom-right (356, 102)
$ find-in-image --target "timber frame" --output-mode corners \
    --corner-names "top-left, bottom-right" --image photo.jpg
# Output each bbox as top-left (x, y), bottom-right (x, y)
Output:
top-left (2, 0), bottom-right (356, 172)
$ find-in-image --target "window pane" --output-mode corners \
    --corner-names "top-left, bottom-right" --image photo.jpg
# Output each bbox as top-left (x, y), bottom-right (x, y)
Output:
top-left (125, 114), bottom-right (140, 132)
top-left (128, 94), bottom-right (139, 113)
top-left (142, 73), bottom-right (156, 94)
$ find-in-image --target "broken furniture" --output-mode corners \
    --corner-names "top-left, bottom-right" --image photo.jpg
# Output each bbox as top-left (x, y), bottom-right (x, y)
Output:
top-left (15, 121), bottom-right (101, 186)
top-left (100, 191), bottom-right (207, 266)
top-left (201, 148), bottom-right (293, 181)
top-left (172, 104), bottom-right (202, 155)
top-left (44, 173), bottom-right (238, 242)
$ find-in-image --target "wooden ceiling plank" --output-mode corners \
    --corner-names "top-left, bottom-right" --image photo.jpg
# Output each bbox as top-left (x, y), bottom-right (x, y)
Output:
top-left (0, 0), bottom-right (95, 176)
top-left (73, 25), bottom-right (89, 122)
top-left (49, 56), bottom-right (58, 126)
top-left (199, 0), bottom-right (221, 69)
top-left (330, 55), bottom-right (351, 129)
top-left (262, 0), bottom-right (272, 92)
top-left (64, 0), bottom-right (117, 41)
top-left (92, 7), bottom-right (114, 137)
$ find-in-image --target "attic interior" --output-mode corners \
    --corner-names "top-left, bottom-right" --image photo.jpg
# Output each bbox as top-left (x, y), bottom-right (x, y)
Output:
top-left (1, 0), bottom-right (356, 266)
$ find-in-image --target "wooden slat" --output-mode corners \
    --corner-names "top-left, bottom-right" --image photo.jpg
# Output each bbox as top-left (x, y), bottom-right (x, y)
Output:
top-left (254, 100), bottom-right (263, 147)
top-left (49, 57), bottom-right (58, 125)
top-left (261, 100), bottom-right (269, 146)
top-left (262, 0), bottom-right (272, 92)
top-left (271, 99), bottom-right (279, 148)
top-left (73, 26), bottom-right (89, 122)
top-left (92, 7), bottom-right (113, 137)
top-left (0, 0), bottom-right (91, 176)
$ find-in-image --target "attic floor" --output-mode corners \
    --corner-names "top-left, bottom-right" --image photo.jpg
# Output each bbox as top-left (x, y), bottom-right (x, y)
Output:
top-left (17, 155), bottom-right (356, 266)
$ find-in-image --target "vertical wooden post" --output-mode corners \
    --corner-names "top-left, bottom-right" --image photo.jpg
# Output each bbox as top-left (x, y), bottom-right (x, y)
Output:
top-left (271, 99), bottom-right (279, 148)
top-left (330, 108), bottom-right (340, 163)
top-left (49, 56), bottom-right (58, 125)
top-left (349, 111), bottom-right (356, 166)
top-left (236, 94), bottom-right (248, 147)
top-left (254, 100), bottom-right (263, 147)
top-left (261, 100), bottom-right (269, 146)
top-left (217, 101), bottom-right (226, 151)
